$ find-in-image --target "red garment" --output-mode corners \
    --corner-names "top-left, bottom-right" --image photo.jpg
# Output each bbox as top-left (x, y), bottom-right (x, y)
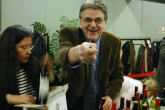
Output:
top-left (141, 57), bottom-right (145, 73)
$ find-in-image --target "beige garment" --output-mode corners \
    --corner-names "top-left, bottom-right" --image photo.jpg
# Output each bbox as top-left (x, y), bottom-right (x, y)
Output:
top-left (120, 41), bottom-right (125, 59)
top-left (0, 31), bottom-right (1, 38)
top-left (141, 41), bottom-right (148, 73)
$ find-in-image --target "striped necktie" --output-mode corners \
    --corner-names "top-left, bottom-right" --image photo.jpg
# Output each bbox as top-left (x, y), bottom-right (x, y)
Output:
top-left (83, 63), bottom-right (96, 110)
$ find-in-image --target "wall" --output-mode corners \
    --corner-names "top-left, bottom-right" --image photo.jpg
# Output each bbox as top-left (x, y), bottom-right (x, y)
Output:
top-left (1, 0), bottom-right (84, 34)
top-left (110, 0), bottom-right (142, 38)
top-left (110, 0), bottom-right (165, 39)
top-left (142, 1), bottom-right (165, 39)
top-left (1, 0), bottom-right (165, 39)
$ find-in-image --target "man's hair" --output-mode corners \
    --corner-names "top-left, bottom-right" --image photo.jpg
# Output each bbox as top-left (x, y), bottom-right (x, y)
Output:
top-left (79, 1), bottom-right (108, 22)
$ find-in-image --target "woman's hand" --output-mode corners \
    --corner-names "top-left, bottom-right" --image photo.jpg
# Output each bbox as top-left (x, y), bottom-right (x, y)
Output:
top-left (7, 94), bottom-right (36, 104)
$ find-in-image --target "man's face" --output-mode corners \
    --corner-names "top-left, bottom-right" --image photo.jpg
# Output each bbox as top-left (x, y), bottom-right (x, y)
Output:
top-left (80, 9), bottom-right (106, 42)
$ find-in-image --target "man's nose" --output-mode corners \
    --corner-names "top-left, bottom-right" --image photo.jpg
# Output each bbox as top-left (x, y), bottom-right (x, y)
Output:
top-left (90, 20), bottom-right (97, 26)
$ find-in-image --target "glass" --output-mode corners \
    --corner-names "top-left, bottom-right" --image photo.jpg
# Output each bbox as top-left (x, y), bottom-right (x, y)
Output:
top-left (81, 17), bottom-right (104, 24)
top-left (20, 45), bottom-right (34, 51)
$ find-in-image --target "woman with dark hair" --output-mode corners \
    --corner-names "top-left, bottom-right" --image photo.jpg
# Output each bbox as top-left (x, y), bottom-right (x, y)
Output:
top-left (0, 25), bottom-right (43, 110)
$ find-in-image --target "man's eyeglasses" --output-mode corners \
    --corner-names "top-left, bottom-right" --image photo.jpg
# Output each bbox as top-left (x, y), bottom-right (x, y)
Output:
top-left (20, 45), bottom-right (34, 51)
top-left (81, 17), bottom-right (104, 24)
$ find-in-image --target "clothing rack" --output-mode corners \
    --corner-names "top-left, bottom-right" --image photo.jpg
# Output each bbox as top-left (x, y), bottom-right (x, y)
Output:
top-left (120, 37), bottom-right (151, 40)
top-left (120, 37), bottom-right (151, 45)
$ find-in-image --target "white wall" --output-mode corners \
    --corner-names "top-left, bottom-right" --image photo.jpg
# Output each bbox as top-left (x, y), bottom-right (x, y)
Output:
top-left (1, 0), bottom-right (165, 39)
top-left (142, 1), bottom-right (165, 39)
top-left (110, 0), bottom-right (142, 37)
top-left (1, 0), bottom-right (83, 34)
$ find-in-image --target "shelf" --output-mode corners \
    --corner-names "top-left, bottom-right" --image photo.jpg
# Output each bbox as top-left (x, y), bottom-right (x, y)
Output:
top-left (125, 72), bottom-right (156, 78)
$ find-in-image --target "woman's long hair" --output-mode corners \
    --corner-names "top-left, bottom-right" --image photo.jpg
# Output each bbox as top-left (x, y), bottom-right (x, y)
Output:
top-left (0, 25), bottom-right (40, 89)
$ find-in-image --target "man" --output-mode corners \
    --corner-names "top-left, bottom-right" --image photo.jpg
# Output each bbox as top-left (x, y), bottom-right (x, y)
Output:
top-left (55, 1), bottom-right (124, 110)
top-left (154, 37), bottom-right (165, 97)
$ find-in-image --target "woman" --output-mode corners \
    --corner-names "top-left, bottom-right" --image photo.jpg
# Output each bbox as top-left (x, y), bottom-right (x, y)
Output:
top-left (0, 25), bottom-right (42, 110)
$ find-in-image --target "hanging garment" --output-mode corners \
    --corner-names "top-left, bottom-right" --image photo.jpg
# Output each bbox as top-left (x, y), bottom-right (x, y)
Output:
top-left (122, 40), bottom-right (136, 75)
top-left (122, 41), bottom-right (130, 75)
top-left (135, 44), bottom-right (145, 73)
top-left (127, 40), bottom-right (136, 75)
top-left (145, 40), bottom-right (154, 72)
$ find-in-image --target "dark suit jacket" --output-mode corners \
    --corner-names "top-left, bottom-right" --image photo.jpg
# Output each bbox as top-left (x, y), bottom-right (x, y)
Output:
top-left (55, 27), bottom-right (124, 109)
top-left (155, 38), bottom-right (165, 97)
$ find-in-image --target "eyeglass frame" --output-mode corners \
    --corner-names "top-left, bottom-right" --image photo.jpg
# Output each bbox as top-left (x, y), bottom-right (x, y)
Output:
top-left (20, 45), bottom-right (34, 51)
top-left (80, 17), bottom-right (105, 24)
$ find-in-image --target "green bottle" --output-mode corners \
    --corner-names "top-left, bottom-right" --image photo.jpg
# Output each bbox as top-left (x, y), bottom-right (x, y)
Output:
top-left (155, 97), bottom-right (160, 110)
top-left (141, 89), bottom-right (149, 109)
top-left (149, 88), bottom-right (157, 109)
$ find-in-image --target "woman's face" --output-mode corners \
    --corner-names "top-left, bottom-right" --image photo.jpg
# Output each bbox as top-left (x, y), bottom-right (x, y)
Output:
top-left (15, 36), bottom-right (33, 63)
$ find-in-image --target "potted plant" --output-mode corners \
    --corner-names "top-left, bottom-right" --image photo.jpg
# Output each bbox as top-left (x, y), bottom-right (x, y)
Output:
top-left (31, 16), bottom-right (79, 77)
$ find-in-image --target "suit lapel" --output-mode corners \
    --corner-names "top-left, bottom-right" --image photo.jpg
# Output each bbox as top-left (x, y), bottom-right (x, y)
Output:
top-left (98, 35), bottom-right (112, 83)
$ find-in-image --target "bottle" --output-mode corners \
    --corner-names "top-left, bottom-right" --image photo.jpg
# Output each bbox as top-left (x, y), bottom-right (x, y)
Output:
top-left (140, 84), bottom-right (146, 100)
top-left (160, 88), bottom-right (165, 109)
top-left (135, 92), bottom-right (141, 109)
top-left (98, 97), bottom-right (106, 110)
top-left (112, 102), bottom-right (117, 110)
top-left (141, 89), bottom-right (149, 109)
top-left (132, 86), bottom-right (138, 101)
top-left (149, 88), bottom-right (157, 109)
top-left (142, 104), bottom-right (147, 110)
top-left (155, 97), bottom-right (160, 110)
top-left (118, 96), bottom-right (125, 110)
top-left (125, 99), bottom-right (131, 110)
top-left (132, 101), bottom-right (139, 110)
